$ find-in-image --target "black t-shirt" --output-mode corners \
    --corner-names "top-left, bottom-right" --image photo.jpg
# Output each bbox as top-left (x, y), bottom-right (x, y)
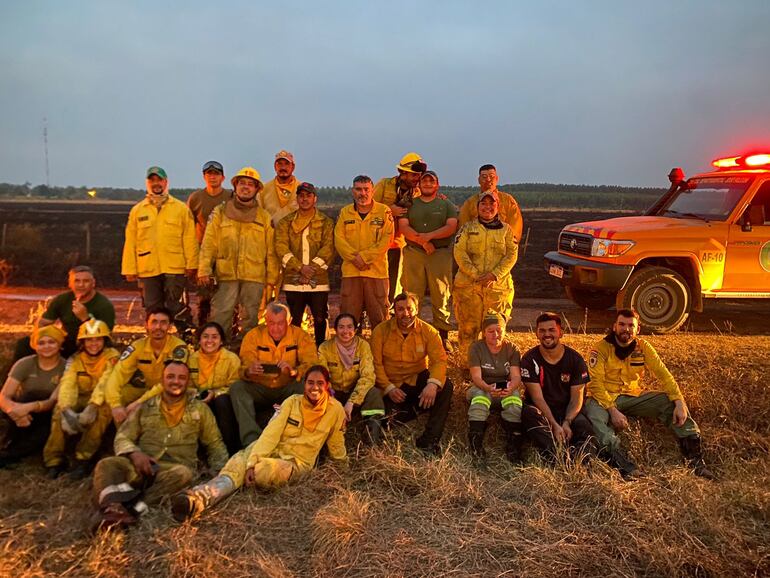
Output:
top-left (520, 345), bottom-right (589, 417)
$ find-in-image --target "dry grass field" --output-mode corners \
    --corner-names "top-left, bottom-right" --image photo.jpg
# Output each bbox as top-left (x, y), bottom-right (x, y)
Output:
top-left (1, 331), bottom-right (768, 578)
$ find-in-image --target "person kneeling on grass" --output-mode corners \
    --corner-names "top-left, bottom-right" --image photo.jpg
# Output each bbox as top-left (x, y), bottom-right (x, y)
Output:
top-left (43, 319), bottom-right (118, 480)
top-left (172, 365), bottom-right (346, 522)
top-left (91, 360), bottom-right (228, 529)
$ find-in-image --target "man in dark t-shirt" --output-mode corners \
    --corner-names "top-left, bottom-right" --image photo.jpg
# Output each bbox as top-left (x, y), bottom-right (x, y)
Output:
top-left (520, 312), bottom-right (596, 461)
top-left (12, 266), bottom-right (115, 362)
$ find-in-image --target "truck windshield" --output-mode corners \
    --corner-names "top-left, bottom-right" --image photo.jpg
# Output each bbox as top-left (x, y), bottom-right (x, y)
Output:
top-left (661, 176), bottom-right (752, 221)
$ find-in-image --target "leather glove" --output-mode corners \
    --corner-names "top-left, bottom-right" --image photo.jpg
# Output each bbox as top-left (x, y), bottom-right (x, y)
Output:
top-left (78, 403), bottom-right (99, 427)
top-left (61, 408), bottom-right (85, 435)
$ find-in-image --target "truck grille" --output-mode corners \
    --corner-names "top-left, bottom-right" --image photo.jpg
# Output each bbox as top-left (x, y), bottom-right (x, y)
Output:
top-left (559, 232), bottom-right (592, 256)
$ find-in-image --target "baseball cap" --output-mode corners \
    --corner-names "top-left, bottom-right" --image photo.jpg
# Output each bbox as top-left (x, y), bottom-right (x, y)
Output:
top-left (146, 166), bottom-right (167, 179)
top-left (275, 150), bottom-right (295, 164)
top-left (297, 182), bottom-right (317, 195)
top-left (202, 161), bottom-right (224, 173)
top-left (478, 190), bottom-right (499, 203)
top-left (420, 170), bottom-right (439, 182)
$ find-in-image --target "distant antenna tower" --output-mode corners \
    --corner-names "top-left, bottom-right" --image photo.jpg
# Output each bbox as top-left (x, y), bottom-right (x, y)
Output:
top-left (43, 116), bottom-right (50, 187)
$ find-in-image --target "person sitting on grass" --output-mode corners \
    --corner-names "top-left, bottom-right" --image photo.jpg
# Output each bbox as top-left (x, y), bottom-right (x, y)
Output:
top-left (171, 365), bottom-right (346, 522)
top-left (91, 360), bottom-right (227, 529)
top-left (466, 311), bottom-right (524, 465)
top-left (0, 326), bottom-right (67, 469)
top-left (188, 321), bottom-right (241, 455)
top-left (318, 313), bottom-right (385, 445)
top-left (43, 319), bottom-right (119, 479)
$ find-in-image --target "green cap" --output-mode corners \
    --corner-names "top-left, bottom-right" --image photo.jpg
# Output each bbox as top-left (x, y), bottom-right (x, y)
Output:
top-left (146, 166), bottom-right (167, 179)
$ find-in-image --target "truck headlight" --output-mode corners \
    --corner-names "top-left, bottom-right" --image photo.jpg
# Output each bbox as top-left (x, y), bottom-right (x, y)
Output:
top-left (591, 239), bottom-right (635, 257)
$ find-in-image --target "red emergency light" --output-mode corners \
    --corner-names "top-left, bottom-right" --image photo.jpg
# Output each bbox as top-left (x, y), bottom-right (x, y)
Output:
top-left (712, 153), bottom-right (770, 169)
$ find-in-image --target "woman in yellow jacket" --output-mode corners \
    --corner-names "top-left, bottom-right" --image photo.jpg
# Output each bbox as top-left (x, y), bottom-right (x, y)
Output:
top-left (172, 365), bottom-right (346, 521)
top-left (318, 313), bottom-right (385, 444)
top-left (188, 321), bottom-right (241, 455)
top-left (43, 319), bottom-right (118, 479)
top-left (453, 190), bottom-right (519, 365)
top-left (198, 167), bottom-right (279, 340)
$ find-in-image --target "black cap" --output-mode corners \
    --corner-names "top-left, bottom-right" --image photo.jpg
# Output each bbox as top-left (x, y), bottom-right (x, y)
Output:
top-left (202, 160), bottom-right (224, 173)
top-left (297, 182), bottom-right (317, 195)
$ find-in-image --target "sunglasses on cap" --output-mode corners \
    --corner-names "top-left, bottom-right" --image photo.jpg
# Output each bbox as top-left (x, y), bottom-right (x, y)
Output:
top-left (202, 161), bottom-right (224, 173)
top-left (404, 160), bottom-right (428, 173)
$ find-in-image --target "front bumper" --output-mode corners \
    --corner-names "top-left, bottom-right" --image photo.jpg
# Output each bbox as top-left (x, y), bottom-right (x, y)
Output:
top-left (544, 251), bottom-right (633, 292)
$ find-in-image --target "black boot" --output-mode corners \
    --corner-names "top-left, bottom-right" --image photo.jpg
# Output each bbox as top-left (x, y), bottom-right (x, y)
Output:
top-left (602, 448), bottom-right (640, 480)
top-left (468, 421), bottom-right (487, 463)
top-left (501, 420), bottom-right (524, 463)
top-left (678, 435), bottom-right (715, 480)
top-left (438, 329), bottom-right (453, 353)
top-left (363, 418), bottom-right (383, 446)
top-left (69, 459), bottom-right (91, 480)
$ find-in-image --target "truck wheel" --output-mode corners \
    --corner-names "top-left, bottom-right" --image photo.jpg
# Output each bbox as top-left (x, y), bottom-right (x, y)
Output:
top-left (616, 267), bottom-right (691, 333)
top-left (565, 287), bottom-right (616, 310)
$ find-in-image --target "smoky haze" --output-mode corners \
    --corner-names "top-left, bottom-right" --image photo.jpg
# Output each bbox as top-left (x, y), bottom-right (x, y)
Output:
top-left (1, 0), bottom-right (768, 189)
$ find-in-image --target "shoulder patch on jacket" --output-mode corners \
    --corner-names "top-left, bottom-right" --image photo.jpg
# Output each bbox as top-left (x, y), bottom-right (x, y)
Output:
top-left (589, 350), bottom-right (598, 368)
top-left (172, 345), bottom-right (188, 360)
top-left (119, 345), bottom-right (135, 361)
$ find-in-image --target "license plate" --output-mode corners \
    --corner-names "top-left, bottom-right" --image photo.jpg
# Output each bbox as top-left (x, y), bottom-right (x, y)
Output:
top-left (549, 264), bottom-right (564, 279)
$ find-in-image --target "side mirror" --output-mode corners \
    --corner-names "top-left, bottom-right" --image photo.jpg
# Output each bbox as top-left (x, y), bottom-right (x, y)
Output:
top-left (742, 219), bottom-right (753, 233)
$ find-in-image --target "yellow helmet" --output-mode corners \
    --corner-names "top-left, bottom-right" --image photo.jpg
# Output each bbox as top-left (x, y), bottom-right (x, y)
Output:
top-left (231, 167), bottom-right (262, 188)
top-left (77, 318), bottom-right (111, 341)
top-left (397, 152), bottom-right (426, 173)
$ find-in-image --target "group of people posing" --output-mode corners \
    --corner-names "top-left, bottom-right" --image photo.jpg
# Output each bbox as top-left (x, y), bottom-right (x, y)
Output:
top-left (0, 151), bottom-right (713, 530)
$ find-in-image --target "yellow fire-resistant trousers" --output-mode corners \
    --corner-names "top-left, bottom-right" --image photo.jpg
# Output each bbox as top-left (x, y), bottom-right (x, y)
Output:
top-left (93, 456), bottom-right (194, 505)
top-left (43, 401), bottom-right (112, 467)
top-left (219, 447), bottom-right (298, 491)
top-left (453, 283), bottom-right (513, 364)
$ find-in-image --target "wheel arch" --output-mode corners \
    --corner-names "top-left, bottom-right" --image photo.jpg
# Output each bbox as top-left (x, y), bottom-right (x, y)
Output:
top-left (627, 256), bottom-right (703, 313)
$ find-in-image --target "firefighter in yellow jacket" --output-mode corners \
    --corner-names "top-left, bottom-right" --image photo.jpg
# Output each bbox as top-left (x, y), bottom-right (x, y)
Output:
top-left (453, 190), bottom-right (519, 364)
top-left (121, 166), bottom-right (198, 334)
top-left (274, 182), bottom-right (336, 347)
top-left (458, 164), bottom-right (523, 242)
top-left (198, 167), bottom-right (278, 340)
top-left (43, 319), bottom-right (118, 479)
top-left (102, 307), bottom-right (188, 426)
top-left (335, 175), bottom-right (394, 329)
top-left (230, 302), bottom-right (318, 447)
top-left (92, 360), bottom-right (228, 528)
top-left (373, 152), bottom-right (426, 301)
top-left (584, 309), bottom-right (714, 479)
top-left (318, 313), bottom-right (385, 444)
top-left (172, 364), bottom-right (346, 521)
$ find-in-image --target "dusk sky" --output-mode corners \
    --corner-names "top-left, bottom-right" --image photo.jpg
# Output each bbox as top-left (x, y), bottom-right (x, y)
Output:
top-left (1, 1), bottom-right (768, 189)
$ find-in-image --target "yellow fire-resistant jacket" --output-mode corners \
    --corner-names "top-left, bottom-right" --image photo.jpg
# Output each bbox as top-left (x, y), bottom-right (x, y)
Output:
top-left (57, 348), bottom-right (120, 408)
top-left (318, 337), bottom-right (375, 405)
top-left (245, 394), bottom-right (347, 472)
top-left (198, 203), bottom-right (279, 285)
top-left (373, 176), bottom-right (420, 249)
top-left (334, 202), bottom-right (394, 279)
top-left (114, 393), bottom-right (228, 472)
top-left (275, 209), bottom-right (335, 291)
top-left (188, 348), bottom-right (241, 396)
top-left (259, 177), bottom-right (300, 226)
top-left (586, 337), bottom-right (683, 409)
top-left (453, 221), bottom-right (518, 290)
top-left (239, 325), bottom-right (318, 388)
top-left (370, 317), bottom-right (447, 395)
top-left (121, 196), bottom-right (199, 277)
top-left (458, 190), bottom-right (524, 243)
top-left (102, 336), bottom-right (189, 408)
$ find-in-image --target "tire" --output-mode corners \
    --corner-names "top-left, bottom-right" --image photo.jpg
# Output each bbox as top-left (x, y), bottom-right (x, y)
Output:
top-left (616, 266), bottom-right (691, 333)
top-left (565, 287), bottom-right (616, 310)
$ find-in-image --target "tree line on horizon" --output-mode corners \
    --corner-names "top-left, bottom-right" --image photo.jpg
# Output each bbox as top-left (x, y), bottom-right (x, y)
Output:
top-left (0, 182), bottom-right (664, 211)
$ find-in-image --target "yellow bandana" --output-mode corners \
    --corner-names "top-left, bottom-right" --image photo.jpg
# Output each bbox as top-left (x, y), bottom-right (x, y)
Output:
top-left (196, 349), bottom-right (221, 387)
top-left (160, 397), bottom-right (187, 427)
top-left (300, 389), bottom-right (329, 433)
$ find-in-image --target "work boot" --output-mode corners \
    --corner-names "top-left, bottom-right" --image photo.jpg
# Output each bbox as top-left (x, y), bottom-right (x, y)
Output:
top-left (68, 460), bottom-right (91, 481)
top-left (172, 475), bottom-right (236, 523)
top-left (415, 435), bottom-right (441, 457)
top-left (602, 448), bottom-right (640, 480)
top-left (363, 418), bottom-right (383, 446)
top-left (501, 420), bottom-right (524, 463)
top-left (678, 435), bottom-right (716, 480)
top-left (96, 502), bottom-right (137, 531)
top-left (467, 420), bottom-right (487, 464)
top-left (46, 463), bottom-right (67, 480)
top-left (438, 329), bottom-right (454, 353)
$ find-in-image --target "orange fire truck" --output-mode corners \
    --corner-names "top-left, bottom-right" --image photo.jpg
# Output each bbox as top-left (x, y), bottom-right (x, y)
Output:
top-left (544, 153), bottom-right (770, 332)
